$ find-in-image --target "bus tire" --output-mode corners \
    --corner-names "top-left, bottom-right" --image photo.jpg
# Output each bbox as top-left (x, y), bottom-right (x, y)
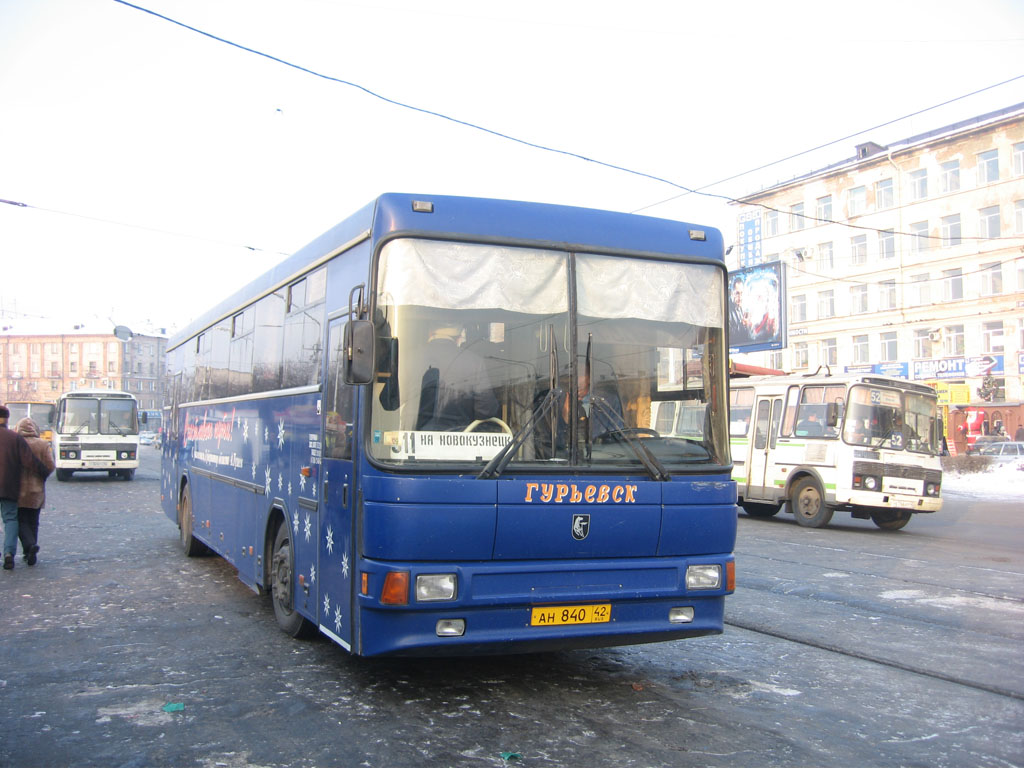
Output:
top-left (790, 477), bottom-right (833, 528)
top-left (56, 469), bottom-right (72, 482)
top-left (742, 502), bottom-right (780, 518)
top-left (270, 524), bottom-right (316, 639)
top-left (179, 484), bottom-right (208, 557)
top-left (871, 510), bottom-right (912, 530)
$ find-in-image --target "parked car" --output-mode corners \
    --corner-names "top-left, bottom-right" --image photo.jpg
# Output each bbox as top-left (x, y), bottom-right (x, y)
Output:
top-left (139, 431), bottom-right (157, 446)
top-left (966, 435), bottom-right (1010, 455)
top-left (976, 441), bottom-right (1024, 462)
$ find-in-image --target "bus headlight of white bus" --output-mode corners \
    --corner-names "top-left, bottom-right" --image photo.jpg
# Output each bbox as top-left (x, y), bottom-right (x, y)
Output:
top-left (685, 564), bottom-right (722, 590)
top-left (925, 482), bottom-right (940, 497)
top-left (853, 473), bottom-right (881, 491)
top-left (416, 573), bottom-right (458, 602)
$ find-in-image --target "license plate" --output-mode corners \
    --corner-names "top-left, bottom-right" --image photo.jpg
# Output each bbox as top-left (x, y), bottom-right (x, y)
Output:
top-left (530, 604), bottom-right (611, 627)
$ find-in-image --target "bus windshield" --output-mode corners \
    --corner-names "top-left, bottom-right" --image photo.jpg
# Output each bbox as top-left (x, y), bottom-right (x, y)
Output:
top-left (6, 402), bottom-right (55, 432)
top-left (57, 397), bottom-right (139, 435)
top-left (842, 384), bottom-right (940, 455)
top-left (368, 238), bottom-right (728, 472)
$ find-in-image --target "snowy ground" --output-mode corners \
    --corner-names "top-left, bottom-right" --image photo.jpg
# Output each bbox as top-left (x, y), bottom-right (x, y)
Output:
top-left (943, 460), bottom-right (1024, 499)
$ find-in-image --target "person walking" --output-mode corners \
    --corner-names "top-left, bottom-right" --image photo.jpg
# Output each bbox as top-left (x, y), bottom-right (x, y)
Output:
top-left (1, 405), bottom-right (51, 570)
top-left (15, 417), bottom-right (54, 566)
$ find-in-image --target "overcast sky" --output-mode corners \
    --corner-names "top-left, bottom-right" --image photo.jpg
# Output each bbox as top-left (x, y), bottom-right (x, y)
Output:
top-left (2, 0), bottom-right (1022, 336)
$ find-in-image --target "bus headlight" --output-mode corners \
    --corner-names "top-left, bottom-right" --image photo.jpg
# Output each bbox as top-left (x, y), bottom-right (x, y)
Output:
top-left (686, 564), bottom-right (722, 590)
top-left (853, 474), bottom-right (881, 491)
top-left (416, 573), bottom-right (457, 602)
top-left (926, 483), bottom-right (941, 497)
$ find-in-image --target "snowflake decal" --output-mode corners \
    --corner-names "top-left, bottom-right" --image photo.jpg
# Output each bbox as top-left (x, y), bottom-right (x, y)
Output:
top-left (299, 472), bottom-right (307, 493)
top-left (277, 472), bottom-right (283, 492)
top-left (303, 513), bottom-right (312, 542)
top-left (251, 461), bottom-right (257, 480)
top-left (309, 563), bottom-right (316, 585)
top-left (325, 525), bottom-right (334, 555)
top-left (292, 510), bottom-right (299, 534)
top-left (323, 593), bottom-right (330, 617)
top-left (334, 604), bottom-right (343, 634)
top-left (277, 420), bottom-right (286, 450)
top-left (341, 549), bottom-right (350, 579)
top-left (287, 481), bottom-right (293, 496)
top-left (243, 419), bottom-right (249, 442)
top-left (264, 467), bottom-right (272, 496)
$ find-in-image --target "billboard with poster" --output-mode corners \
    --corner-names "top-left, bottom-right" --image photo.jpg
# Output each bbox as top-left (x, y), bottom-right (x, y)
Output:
top-left (728, 261), bottom-right (787, 353)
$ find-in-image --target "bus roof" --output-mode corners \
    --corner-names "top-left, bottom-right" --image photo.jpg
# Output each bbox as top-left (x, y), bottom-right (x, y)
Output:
top-left (170, 193), bottom-right (724, 350)
top-left (732, 372), bottom-right (937, 396)
top-left (60, 389), bottom-right (137, 400)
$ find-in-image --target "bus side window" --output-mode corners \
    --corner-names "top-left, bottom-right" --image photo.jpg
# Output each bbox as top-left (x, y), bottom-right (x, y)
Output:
top-left (753, 400), bottom-right (771, 450)
top-left (325, 322), bottom-right (355, 460)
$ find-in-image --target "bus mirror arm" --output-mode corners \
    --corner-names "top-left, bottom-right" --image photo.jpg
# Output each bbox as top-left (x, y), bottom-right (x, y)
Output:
top-left (345, 320), bottom-right (376, 385)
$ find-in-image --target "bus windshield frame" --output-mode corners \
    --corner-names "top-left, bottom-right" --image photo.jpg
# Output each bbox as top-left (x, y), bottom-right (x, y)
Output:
top-left (367, 238), bottom-right (729, 474)
top-left (56, 396), bottom-right (140, 436)
top-left (841, 384), bottom-right (940, 455)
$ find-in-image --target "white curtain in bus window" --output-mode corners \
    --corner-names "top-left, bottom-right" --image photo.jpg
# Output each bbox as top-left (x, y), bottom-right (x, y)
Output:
top-left (575, 254), bottom-right (723, 327)
top-left (377, 240), bottom-right (567, 313)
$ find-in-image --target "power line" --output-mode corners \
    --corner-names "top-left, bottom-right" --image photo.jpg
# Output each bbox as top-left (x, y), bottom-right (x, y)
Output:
top-left (111, 1), bottom-right (1024, 245)
top-left (630, 74), bottom-right (1024, 215)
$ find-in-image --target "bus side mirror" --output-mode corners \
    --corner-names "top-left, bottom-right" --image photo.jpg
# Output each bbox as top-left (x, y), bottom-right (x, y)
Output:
top-left (345, 320), bottom-right (375, 385)
top-left (825, 402), bottom-right (840, 427)
top-left (140, 412), bottom-right (148, 425)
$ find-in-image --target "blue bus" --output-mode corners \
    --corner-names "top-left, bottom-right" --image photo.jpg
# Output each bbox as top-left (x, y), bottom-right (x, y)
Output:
top-left (161, 193), bottom-right (736, 656)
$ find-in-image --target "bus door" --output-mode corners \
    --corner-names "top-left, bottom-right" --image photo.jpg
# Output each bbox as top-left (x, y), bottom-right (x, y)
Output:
top-left (320, 316), bottom-right (357, 649)
top-left (747, 396), bottom-right (783, 500)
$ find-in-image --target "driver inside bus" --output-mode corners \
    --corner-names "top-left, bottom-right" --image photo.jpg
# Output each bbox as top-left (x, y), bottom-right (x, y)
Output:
top-left (415, 320), bottom-right (499, 431)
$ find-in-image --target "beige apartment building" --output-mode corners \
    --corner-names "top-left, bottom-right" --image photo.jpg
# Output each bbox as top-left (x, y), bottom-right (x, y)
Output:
top-left (0, 326), bottom-right (168, 412)
top-left (729, 103), bottom-right (1024, 447)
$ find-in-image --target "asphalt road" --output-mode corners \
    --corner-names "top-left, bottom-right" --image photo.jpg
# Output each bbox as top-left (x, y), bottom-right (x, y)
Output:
top-left (2, 450), bottom-right (1021, 768)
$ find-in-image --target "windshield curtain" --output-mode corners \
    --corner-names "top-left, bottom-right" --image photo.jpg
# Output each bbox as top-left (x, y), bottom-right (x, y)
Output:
top-left (368, 238), bottom-right (728, 472)
top-left (842, 384), bottom-right (939, 454)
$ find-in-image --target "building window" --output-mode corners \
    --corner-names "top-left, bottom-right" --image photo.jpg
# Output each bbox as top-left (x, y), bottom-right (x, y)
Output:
top-left (1016, 200), bottom-right (1024, 234)
top-left (878, 229), bottom-right (895, 259)
top-left (878, 280), bottom-right (896, 310)
top-left (850, 234), bottom-right (867, 265)
top-left (848, 186), bottom-right (867, 216)
top-left (821, 338), bottom-right (837, 366)
top-left (913, 329), bottom-right (932, 359)
top-left (792, 294), bottom-right (807, 323)
top-left (980, 262), bottom-right (1003, 296)
top-left (939, 160), bottom-right (960, 193)
top-left (768, 351), bottom-right (782, 370)
top-left (910, 221), bottom-right (929, 254)
top-left (850, 284), bottom-right (868, 314)
top-left (816, 195), bottom-right (832, 223)
top-left (70, 361), bottom-right (77, 374)
top-left (942, 268), bottom-right (963, 301)
top-left (880, 331), bottom-right (898, 362)
top-left (1014, 142), bottom-right (1024, 177)
top-left (794, 342), bottom-right (808, 369)
top-left (853, 335), bottom-right (869, 364)
top-left (982, 321), bottom-right (1004, 354)
top-left (977, 149), bottom-right (999, 184)
top-left (979, 205), bottom-right (1001, 239)
top-left (875, 178), bottom-right (894, 210)
top-left (764, 210), bottom-right (778, 237)
top-left (909, 169), bottom-right (928, 200)
top-left (818, 290), bottom-right (835, 319)
top-left (817, 241), bottom-right (833, 271)
top-left (943, 325), bottom-right (965, 356)
top-left (940, 214), bottom-right (961, 247)
top-left (790, 202), bottom-right (807, 231)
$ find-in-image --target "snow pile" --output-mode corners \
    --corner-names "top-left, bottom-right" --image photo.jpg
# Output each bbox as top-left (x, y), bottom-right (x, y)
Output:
top-left (942, 460), bottom-right (1024, 499)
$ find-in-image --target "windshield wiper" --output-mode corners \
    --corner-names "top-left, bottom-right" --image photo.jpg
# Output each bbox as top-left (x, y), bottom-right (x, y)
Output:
top-left (478, 386), bottom-right (564, 480)
top-left (589, 396), bottom-right (671, 481)
top-left (107, 421), bottom-right (127, 436)
top-left (479, 323), bottom-right (560, 480)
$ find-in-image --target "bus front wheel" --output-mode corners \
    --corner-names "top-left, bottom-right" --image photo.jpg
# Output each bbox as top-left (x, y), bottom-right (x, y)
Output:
top-left (871, 510), bottom-right (912, 531)
top-left (56, 469), bottom-right (72, 481)
top-left (179, 485), bottom-right (208, 557)
top-left (790, 477), bottom-right (833, 528)
top-left (270, 524), bottom-right (316, 639)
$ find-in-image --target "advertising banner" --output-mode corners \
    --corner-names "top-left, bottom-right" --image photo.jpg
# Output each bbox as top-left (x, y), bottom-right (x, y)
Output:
top-left (728, 261), bottom-right (786, 354)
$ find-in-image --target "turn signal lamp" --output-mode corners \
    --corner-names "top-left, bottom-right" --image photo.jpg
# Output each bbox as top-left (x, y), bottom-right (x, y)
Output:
top-left (726, 560), bottom-right (735, 592)
top-left (381, 571), bottom-right (410, 605)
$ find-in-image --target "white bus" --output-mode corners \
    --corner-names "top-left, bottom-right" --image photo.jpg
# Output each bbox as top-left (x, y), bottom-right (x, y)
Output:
top-left (730, 371), bottom-right (942, 530)
top-left (53, 389), bottom-right (140, 481)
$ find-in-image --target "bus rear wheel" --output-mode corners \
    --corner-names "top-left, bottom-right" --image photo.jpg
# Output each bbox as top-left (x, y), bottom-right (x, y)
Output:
top-left (742, 502), bottom-right (780, 518)
top-left (179, 485), bottom-right (208, 557)
top-left (270, 524), bottom-right (316, 639)
top-left (791, 477), bottom-right (833, 528)
top-left (871, 510), bottom-right (912, 530)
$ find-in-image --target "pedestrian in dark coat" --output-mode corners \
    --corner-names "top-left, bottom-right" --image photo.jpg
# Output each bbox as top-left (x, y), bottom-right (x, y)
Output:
top-left (1, 405), bottom-right (50, 570)
top-left (15, 418), bottom-right (55, 566)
